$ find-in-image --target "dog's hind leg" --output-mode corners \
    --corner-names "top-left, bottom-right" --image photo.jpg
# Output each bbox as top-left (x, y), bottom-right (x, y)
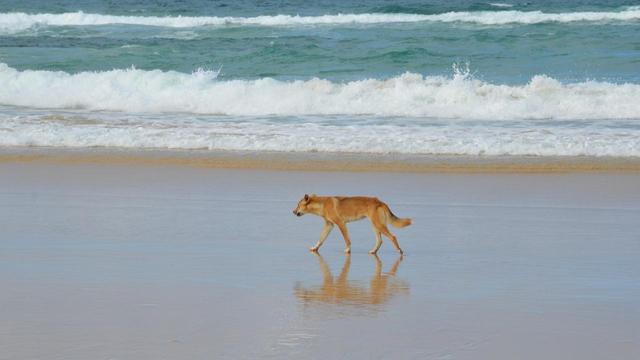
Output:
top-left (372, 206), bottom-right (403, 254)
top-left (379, 224), bottom-right (403, 255)
top-left (369, 229), bottom-right (383, 254)
top-left (310, 221), bottom-right (334, 252)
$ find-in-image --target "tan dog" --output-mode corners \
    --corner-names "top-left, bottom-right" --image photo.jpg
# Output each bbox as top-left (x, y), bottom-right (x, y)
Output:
top-left (293, 194), bottom-right (411, 255)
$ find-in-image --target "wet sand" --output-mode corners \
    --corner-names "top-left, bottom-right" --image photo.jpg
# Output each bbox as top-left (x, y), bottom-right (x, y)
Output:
top-left (1, 160), bottom-right (639, 359)
top-left (2, 146), bottom-right (640, 173)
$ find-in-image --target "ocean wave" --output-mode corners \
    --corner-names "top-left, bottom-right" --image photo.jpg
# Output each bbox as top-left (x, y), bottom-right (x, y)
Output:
top-left (0, 7), bottom-right (639, 33)
top-left (489, 3), bottom-right (514, 8)
top-left (0, 63), bottom-right (638, 120)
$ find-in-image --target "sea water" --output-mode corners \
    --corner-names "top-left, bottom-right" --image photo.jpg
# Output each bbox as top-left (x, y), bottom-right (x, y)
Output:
top-left (0, 0), bottom-right (639, 156)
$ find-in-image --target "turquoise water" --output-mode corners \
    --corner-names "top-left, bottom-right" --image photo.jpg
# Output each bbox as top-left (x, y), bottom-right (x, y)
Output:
top-left (0, 1), bottom-right (639, 155)
top-left (1, 1), bottom-right (639, 82)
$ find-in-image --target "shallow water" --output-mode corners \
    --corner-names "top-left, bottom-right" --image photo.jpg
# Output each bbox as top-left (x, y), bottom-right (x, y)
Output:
top-left (1, 163), bottom-right (639, 359)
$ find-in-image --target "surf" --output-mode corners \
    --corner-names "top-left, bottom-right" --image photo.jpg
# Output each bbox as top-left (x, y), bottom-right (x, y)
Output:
top-left (1, 6), bottom-right (639, 33)
top-left (0, 63), bottom-right (638, 120)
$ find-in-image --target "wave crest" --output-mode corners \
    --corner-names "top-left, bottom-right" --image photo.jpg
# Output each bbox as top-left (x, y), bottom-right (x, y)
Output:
top-left (0, 7), bottom-right (639, 33)
top-left (0, 63), bottom-right (638, 120)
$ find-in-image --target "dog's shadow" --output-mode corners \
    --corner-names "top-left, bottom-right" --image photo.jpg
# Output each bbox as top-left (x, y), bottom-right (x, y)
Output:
top-left (294, 253), bottom-right (409, 308)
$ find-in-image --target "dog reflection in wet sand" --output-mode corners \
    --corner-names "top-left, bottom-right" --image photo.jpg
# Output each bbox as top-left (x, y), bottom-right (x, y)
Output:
top-left (295, 253), bottom-right (409, 307)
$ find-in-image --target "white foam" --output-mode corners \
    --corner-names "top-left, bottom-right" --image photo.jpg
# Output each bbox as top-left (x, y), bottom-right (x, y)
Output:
top-left (1, 7), bottom-right (639, 33)
top-left (0, 62), bottom-right (639, 156)
top-left (1, 110), bottom-right (639, 156)
top-left (489, 3), bottom-right (514, 8)
top-left (0, 63), bottom-right (638, 120)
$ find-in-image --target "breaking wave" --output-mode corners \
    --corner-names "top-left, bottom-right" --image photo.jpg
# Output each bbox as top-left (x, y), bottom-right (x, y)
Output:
top-left (0, 6), bottom-right (639, 33)
top-left (0, 63), bottom-right (638, 120)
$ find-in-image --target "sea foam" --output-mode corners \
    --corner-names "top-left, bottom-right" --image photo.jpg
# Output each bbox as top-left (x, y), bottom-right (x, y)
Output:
top-left (1, 63), bottom-right (639, 156)
top-left (0, 7), bottom-right (639, 33)
top-left (0, 63), bottom-right (638, 120)
top-left (489, 3), bottom-right (514, 8)
top-left (2, 109), bottom-right (639, 156)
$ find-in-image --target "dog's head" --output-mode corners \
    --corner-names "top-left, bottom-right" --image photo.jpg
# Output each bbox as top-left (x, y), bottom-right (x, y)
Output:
top-left (293, 194), bottom-right (314, 216)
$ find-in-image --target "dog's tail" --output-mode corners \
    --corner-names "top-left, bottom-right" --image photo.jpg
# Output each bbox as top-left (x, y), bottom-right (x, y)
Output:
top-left (384, 205), bottom-right (412, 228)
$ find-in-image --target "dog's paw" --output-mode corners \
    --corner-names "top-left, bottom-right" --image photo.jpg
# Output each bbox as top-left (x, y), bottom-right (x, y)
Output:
top-left (344, 248), bottom-right (351, 254)
top-left (368, 250), bottom-right (378, 255)
top-left (309, 247), bottom-right (319, 252)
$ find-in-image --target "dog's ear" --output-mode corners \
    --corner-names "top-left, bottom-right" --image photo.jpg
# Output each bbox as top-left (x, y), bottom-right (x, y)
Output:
top-left (304, 194), bottom-right (309, 202)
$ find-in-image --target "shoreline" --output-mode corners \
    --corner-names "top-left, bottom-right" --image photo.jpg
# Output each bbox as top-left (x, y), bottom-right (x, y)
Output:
top-left (1, 146), bottom-right (640, 173)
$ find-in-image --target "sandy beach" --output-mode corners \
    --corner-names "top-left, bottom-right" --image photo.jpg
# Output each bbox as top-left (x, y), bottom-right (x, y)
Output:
top-left (1, 156), bottom-right (639, 359)
top-left (2, 0), bottom-right (640, 358)
top-left (3, 147), bottom-right (640, 173)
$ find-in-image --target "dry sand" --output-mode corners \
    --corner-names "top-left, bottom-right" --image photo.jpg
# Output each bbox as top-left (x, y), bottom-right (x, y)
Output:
top-left (1, 156), bottom-right (639, 359)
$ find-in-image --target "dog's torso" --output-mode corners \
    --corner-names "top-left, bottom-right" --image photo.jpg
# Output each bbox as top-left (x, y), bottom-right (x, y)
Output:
top-left (318, 196), bottom-right (382, 223)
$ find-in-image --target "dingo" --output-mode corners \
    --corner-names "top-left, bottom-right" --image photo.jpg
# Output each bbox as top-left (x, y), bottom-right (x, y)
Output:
top-left (293, 194), bottom-right (411, 255)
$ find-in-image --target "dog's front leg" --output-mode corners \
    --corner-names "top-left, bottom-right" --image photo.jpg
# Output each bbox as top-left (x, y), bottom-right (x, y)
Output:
top-left (310, 221), bottom-right (334, 252)
top-left (336, 222), bottom-right (352, 254)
